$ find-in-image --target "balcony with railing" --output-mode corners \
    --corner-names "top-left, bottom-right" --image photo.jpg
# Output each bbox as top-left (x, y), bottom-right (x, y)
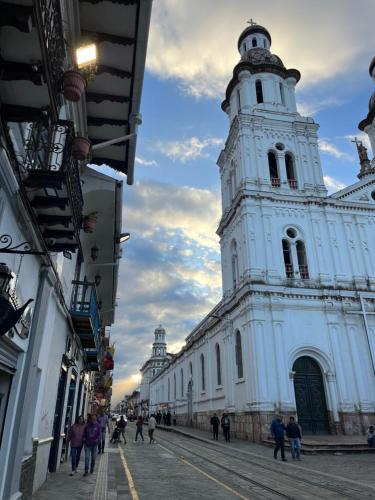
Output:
top-left (288, 179), bottom-right (298, 189)
top-left (70, 281), bottom-right (101, 360)
top-left (271, 177), bottom-right (281, 188)
top-left (8, 119), bottom-right (83, 253)
top-left (285, 264), bottom-right (294, 278)
top-left (299, 265), bottom-right (309, 279)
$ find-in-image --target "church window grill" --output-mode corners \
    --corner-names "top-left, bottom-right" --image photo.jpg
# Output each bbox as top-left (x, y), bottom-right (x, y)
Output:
top-left (279, 82), bottom-right (285, 105)
top-left (174, 373), bottom-right (176, 399)
top-left (252, 38), bottom-right (257, 47)
top-left (189, 361), bottom-right (193, 377)
top-left (215, 343), bottom-right (222, 386)
top-left (200, 354), bottom-right (205, 391)
top-left (181, 368), bottom-right (184, 397)
top-left (285, 153), bottom-right (297, 189)
top-left (282, 239), bottom-right (293, 278)
top-left (231, 239), bottom-right (239, 289)
top-left (235, 331), bottom-right (243, 379)
top-left (168, 378), bottom-right (170, 401)
top-left (255, 80), bottom-right (264, 103)
top-left (296, 240), bottom-right (309, 279)
top-left (268, 152), bottom-right (280, 187)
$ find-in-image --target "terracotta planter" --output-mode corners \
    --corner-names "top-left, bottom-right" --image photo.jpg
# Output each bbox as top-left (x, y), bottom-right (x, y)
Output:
top-left (62, 70), bottom-right (86, 102)
top-left (83, 216), bottom-right (97, 233)
top-left (71, 136), bottom-right (91, 161)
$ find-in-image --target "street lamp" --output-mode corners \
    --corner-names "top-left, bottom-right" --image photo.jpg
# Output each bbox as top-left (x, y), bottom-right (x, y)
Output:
top-left (117, 232), bottom-right (130, 244)
top-left (91, 245), bottom-right (99, 261)
top-left (76, 43), bottom-right (97, 69)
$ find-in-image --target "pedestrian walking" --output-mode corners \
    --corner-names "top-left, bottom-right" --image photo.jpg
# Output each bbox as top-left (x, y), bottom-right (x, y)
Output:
top-left (83, 414), bottom-right (101, 476)
top-left (134, 415), bottom-right (144, 442)
top-left (221, 413), bottom-right (231, 442)
top-left (286, 416), bottom-right (302, 460)
top-left (166, 411), bottom-right (172, 426)
top-left (148, 414), bottom-right (156, 444)
top-left (210, 413), bottom-right (220, 441)
top-left (117, 415), bottom-right (127, 444)
top-left (367, 425), bottom-right (375, 447)
top-left (97, 409), bottom-right (110, 453)
top-left (271, 415), bottom-right (287, 461)
top-left (67, 415), bottom-right (85, 475)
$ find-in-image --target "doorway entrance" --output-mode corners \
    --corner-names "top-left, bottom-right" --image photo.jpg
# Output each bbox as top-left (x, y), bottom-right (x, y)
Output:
top-left (293, 356), bottom-right (330, 435)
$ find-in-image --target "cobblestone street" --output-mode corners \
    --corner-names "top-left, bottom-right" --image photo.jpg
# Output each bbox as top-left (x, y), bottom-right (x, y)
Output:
top-left (32, 423), bottom-right (375, 499)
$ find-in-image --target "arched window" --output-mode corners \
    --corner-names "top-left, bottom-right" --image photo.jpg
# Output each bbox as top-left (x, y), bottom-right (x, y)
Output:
top-left (180, 368), bottom-right (184, 397)
top-left (189, 361), bottom-right (193, 377)
top-left (200, 354), bottom-right (205, 391)
top-left (282, 239), bottom-right (293, 277)
top-left (252, 38), bottom-right (257, 47)
top-left (173, 373), bottom-right (176, 399)
top-left (216, 343), bottom-right (222, 386)
top-left (235, 331), bottom-right (243, 379)
top-left (237, 88), bottom-right (241, 112)
top-left (167, 378), bottom-right (170, 401)
top-left (285, 153), bottom-right (297, 189)
top-left (228, 176), bottom-right (233, 201)
top-left (279, 82), bottom-right (285, 105)
top-left (296, 240), bottom-right (309, 279)
top-left (255, 80), bottom-right (263, 103)
top-left (231, 239), bottom-right (239, 289)
top-left (268, 152), bottom-right (279, 187)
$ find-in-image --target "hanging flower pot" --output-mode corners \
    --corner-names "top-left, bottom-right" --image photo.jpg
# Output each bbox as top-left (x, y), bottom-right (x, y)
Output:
top-left (71, 136), bottom-right (91, 161)
top-left (62, 69), bottom-right (86, 102)
top-left (82, 212), bottom-right (98, 233)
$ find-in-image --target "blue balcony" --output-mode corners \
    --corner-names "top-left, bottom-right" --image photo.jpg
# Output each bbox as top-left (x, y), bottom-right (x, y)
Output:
top-left (70, 280), bottom-right (100, 356)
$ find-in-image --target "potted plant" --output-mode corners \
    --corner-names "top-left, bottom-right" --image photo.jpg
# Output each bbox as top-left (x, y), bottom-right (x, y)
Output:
top-left (72, 135), bottom-right (91, 161)
top-left (62, 69), bottom-right (86, 102)
top-left (82, 211), bottom-right (98, 233)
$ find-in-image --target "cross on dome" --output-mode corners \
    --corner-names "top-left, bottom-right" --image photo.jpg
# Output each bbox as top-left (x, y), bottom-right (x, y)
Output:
top-left (247, 18), bottom-right (257, 26)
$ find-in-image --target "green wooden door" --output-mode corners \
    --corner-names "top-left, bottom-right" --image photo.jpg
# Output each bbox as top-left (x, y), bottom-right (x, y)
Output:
top-left (293, 356), bottom-right (330, 435)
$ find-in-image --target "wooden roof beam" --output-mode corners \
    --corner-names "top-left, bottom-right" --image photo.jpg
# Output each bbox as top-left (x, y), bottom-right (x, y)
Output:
top-left (82, 30), bottom-right (135, 47)
top-left (86, 92), bottom-right (130, 103)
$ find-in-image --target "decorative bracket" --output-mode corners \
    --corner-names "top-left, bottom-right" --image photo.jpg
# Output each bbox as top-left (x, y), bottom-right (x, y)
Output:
top-left (0, 234), bottom-right (47, 255)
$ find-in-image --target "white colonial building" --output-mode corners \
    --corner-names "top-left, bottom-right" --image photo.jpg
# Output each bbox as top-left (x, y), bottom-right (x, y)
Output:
top-left (150, 23), bottom-right (375, 441)
top-left (139, 325), bottom-right (173, 415)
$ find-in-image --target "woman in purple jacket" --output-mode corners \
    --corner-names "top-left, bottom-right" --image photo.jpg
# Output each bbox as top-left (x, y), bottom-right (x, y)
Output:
top-left (67, 415), bottom-right (85, 475)
top-left (83, 414), bottom-right (101, 476)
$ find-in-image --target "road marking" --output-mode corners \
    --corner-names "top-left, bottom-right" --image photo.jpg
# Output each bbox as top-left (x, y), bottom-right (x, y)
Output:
top-left (118, 444), bottom-right (140, 500)
top-left (158, 443), bottom-right (249, 500)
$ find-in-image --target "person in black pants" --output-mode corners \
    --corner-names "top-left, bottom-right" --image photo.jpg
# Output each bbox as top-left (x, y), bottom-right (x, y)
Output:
top-left (221, 413), bottom-right (231, 442)
top-left (210, 413), bottom-right (220, 440)
top-left (270, 415), bottom-right (287, 461)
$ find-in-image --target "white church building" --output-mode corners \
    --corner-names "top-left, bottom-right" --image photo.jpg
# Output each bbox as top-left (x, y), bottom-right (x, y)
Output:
top-left (149, 23), bottom-right (375, 441)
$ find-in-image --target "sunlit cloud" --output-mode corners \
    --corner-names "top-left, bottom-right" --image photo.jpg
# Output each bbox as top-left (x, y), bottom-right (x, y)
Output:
top-left (297, 97), bottom-right (344, 117)
top-left (324, 175), bottom-right (347, 193)
top-left (152, 137), bottom-right (224, 163)
top-left (135, 156), bottom-right (158, 166)
top-left (318, 139), bottom-right (354, 161)
top-left (147, 0), bottom-right (373, 98)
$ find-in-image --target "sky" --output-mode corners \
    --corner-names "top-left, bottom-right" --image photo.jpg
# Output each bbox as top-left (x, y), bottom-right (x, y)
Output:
top-left (97, 0), bottom-right (375, 404)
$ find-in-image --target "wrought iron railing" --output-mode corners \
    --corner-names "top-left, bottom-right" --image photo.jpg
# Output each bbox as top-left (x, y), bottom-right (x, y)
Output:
top-left (285, 264), bottom-right (294, 278)
top-left (288, 179), bottom-right (298, 189)
top-left (35, 0), bottom-right (67, 116)
top-left (299, 265), bottom-right (309, 279)
top-left (271, 177), bottom-right (281, 187)
top-left (21, 120), bottom-right (83, 230)
top-left (70, 280), bottom-right (101, 350)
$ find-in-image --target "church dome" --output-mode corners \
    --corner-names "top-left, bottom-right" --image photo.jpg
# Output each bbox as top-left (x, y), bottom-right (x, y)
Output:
top-left (238, 24), bottom-right (271, 50)
top-left (369, 56), bottom-right (375, 81)
top-left (369, 92), bottom-right (375, 111)
top-left (241, 47), bottom-right (285, 68)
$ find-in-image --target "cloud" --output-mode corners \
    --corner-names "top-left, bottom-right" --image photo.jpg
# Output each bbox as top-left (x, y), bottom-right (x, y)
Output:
top-left (345, 133), bottom-right (372, 153)
top-left (318, 139), bottom-right (354, 161)
top-left (147, 0), bottom-right (374, 98)
top-left (111, 180), bottom-right (222, 403)
top-left (152, 137), bottom-right (224, 163)
top-left (324, 175), bottom-right (347, 193)
top-left (135, 156), bottom-right (158, 166)
top-left (297, 97), bottom-right (343, 117)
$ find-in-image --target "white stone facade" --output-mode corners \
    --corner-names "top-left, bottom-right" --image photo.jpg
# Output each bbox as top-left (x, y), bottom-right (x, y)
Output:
top-left (150, 24), bottom-right (375, 440)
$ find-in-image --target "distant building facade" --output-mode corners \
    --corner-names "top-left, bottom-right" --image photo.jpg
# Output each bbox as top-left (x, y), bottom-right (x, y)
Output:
top-left (150, 24), bottom-right (375, 441)
top-left (140, 326), bottom-right (172, 415)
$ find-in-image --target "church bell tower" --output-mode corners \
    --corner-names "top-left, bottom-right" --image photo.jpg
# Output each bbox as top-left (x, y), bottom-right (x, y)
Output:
top-left (218, 22), bottom-right (328, 295)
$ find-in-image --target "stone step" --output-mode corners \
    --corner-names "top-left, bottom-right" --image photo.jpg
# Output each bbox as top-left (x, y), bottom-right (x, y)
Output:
top-left (263, 438), bottom-right (375, 454)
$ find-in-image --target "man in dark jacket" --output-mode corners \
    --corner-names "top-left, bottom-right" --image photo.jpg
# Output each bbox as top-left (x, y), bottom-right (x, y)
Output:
top-left (286, 416), bottom-right (302, 460)
top-left (221, 413), bottom-right (231, 442)
top-left (270, 415), bottom-right (287, 461)
top-left (210, 413), bottom-right (220, 440)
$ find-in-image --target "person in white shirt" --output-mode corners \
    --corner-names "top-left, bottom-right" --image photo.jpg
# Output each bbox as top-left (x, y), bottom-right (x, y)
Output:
top-left (148, 415), bottom-right (157, 444)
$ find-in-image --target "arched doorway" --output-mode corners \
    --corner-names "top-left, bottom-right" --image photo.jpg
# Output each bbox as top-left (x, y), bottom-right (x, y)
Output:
top-left (293, 356), bottom-right (330, 435)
